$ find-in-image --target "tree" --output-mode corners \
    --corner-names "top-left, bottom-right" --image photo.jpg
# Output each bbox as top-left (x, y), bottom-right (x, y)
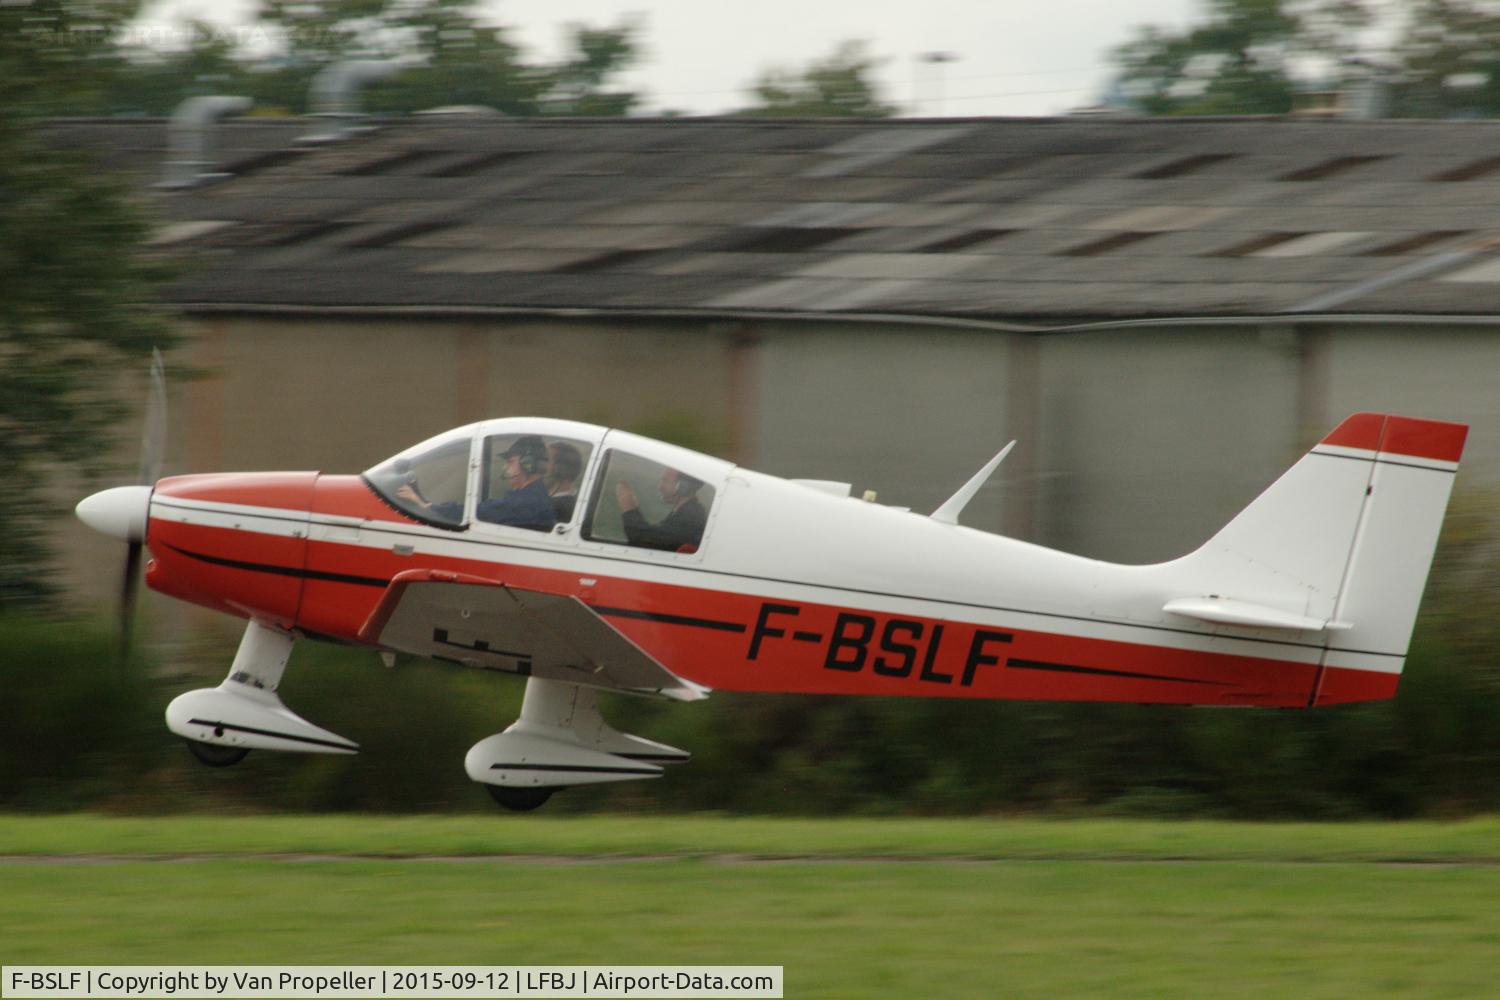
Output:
top-left (94, 2), bottom-right (640, 117)
top-left (1386, 1), bottom-right (1500, 118)
top-left (539, 22), bottom-right (642, 116)
top-left (1113, 0), bottom-right (1500, 120)
top-left (0, 0), bottom-right (132, 115)
top-left (740, 41), bottom-right (897, 118)
top-left (254, 0), bottom-right (537, 114)
top-left (1110, 0), bottom-right (1371, 115)
top-left (364, 20), bottom-right (642, 116)
top-left (100, 22), bottom-right (250, 117)
top-left (0, 0), bottom-right (175, 608)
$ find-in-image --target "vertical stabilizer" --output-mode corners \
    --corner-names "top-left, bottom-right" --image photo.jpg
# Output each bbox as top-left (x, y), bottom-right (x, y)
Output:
top-left (1174, 413), bottom-right (1467, 705)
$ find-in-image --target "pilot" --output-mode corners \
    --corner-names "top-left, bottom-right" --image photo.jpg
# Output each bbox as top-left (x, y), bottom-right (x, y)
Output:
top-left (546, 441), bottom-right (584, 522)
top-left (614, 467), bottom-right (708, 552)
top-left (477, 435), bottom-right (557, 532)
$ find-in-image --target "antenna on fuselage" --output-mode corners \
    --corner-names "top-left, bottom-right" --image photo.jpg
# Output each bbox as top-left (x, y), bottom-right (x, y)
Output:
top-left (930, 440), bottom-right (1015, 526)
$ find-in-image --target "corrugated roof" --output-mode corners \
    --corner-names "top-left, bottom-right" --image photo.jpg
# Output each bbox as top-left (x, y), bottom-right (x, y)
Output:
top-left (56, 115), bottom-right (1500, 321)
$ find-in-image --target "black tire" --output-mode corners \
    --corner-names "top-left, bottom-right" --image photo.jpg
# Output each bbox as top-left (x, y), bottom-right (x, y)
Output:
top-left (486, 784), bottom-right (555, 812)
top-left (185, 739), bottom-right (250, 768)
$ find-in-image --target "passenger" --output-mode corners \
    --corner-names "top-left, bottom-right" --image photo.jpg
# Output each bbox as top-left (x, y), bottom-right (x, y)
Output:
top-left (614, 467), bottom-right (707, 552)
top-left (547, 441), bottom-right (584, 522)
top-left (477, 435), bottom-right (556, 532)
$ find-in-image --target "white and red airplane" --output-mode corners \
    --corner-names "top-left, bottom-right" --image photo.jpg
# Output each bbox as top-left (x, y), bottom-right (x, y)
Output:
top-left (76, 404), bottom-right (1466, 810)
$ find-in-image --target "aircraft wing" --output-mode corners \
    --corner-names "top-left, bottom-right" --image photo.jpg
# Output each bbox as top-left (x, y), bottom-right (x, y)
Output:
top-left (358, 569), bottom-right (708, 700)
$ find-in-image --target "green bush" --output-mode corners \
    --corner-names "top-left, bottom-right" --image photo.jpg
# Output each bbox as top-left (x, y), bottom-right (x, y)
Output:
top-left (0, 617), bottom-right (164, 810)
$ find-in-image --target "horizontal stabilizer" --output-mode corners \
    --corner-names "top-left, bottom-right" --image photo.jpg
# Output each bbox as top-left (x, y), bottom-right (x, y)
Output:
top-left (1163, 596), bottom-right (1351, 632)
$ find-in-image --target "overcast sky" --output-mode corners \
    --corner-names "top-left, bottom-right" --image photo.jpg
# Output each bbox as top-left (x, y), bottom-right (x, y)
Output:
top-left (491, 0), bottom-right (1204, 116)
top-left (144, 0), bottom-right (1208, 116)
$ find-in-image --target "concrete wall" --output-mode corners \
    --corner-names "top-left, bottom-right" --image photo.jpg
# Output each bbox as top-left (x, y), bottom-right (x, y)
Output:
top-left (749, 320), bottom-right (1026, 536)
top-left (1035, 324), bottom-right (1304, 563)
top-left (180, 315), bottom-right (741, 474)
top-left (1319, 323), bottom-right (1500, 485)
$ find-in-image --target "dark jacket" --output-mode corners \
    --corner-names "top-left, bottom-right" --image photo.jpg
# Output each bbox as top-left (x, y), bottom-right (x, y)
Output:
top-left (478, 478), bottom-right (557, 532)
top-left (621, 497), bottom-right (707, 551)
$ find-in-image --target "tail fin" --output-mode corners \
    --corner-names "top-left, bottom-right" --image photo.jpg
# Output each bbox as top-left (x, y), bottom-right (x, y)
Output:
top-left (1172, 413), bottom-right (1467, 706)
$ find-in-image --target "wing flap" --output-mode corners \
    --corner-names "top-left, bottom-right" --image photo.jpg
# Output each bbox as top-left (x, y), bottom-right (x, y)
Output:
top-left (359, 569), bottom-right (707, 699)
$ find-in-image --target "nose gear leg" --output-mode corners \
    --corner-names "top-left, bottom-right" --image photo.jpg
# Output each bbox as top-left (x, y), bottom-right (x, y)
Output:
top-left (167, 620), bottom-right (359, 760)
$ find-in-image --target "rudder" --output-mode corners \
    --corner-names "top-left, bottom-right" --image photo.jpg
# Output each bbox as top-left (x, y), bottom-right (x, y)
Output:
top-left (1311, 414), bottom-right (1467, 705)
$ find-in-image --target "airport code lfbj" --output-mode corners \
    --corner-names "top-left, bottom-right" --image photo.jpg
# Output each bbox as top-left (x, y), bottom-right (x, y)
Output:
top-left (2, 968), bottom-right (783, 999)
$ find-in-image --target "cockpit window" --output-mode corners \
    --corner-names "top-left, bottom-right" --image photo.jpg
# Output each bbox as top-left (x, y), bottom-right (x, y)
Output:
top-left (363, 428), bottom-right (473, 529)
top-left (477, 433), bottom-right (595, 533)
top-left (583, 450), bottom-right (714, 553)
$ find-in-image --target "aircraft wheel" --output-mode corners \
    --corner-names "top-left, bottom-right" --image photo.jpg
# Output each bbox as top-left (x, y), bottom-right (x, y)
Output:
top-left (486, 784), bottom-right (555, 812)
top-left (185, 739), bottom-right (250, 768)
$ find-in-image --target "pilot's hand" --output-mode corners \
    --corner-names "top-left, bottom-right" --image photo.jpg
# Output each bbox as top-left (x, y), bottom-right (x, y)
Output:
top-left (615, 481), bottom-right (638, 512)
top-left (396, 483), bottom-right (428, 508)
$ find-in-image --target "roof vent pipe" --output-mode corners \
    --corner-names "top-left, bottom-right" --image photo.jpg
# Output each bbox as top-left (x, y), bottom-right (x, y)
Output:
top-left (158, 95), bottom-right (253, 189)
top-left (1340, 57), bottom-right (1391, 120)
top-left (302, 59), bottom-right (409, 142)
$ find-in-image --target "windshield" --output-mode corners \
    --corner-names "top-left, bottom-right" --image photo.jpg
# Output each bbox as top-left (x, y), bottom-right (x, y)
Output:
top-left (362, 427), bottom-right (473, 530)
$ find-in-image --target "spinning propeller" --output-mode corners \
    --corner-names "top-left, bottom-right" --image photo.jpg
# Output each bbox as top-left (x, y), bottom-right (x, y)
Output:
top-left (75, 349), bottom-right (167, 658)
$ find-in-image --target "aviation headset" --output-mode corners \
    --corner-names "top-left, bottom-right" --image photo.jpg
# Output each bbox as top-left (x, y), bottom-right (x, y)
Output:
top-left (503, 436), bottom-right (548, 475)
top-left (672, 471), bottom-right (705, 499)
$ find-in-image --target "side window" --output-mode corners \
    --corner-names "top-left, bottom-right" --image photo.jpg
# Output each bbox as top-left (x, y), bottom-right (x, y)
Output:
top-left (584, 450), bottom-right (714, 554)
top-left (478, 433), bottom-right (594, 533)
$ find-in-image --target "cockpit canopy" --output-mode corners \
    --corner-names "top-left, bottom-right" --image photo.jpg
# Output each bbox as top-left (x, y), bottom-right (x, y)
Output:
top-left (362, 418), bottom-right (729, 554)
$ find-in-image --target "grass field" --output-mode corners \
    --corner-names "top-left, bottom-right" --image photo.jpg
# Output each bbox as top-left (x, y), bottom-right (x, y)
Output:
top-left (3, 816), bottom-right (1500, 997)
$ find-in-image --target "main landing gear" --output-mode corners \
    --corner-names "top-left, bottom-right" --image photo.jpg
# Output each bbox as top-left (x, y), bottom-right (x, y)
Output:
top-left (167, 620), bottom-right (360, 766)
top-left (486, 785), bottom-right (556, 812)
top-left (465, 677), bottom-right (691, 812)
top-left (164, 624), bottom-right (690, 815)
top-left (185, 739), bottom-right (250, 767)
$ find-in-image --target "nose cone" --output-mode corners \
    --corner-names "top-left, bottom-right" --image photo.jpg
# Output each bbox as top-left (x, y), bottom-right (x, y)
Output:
top-left (76, 485), bottom-right (152, 543)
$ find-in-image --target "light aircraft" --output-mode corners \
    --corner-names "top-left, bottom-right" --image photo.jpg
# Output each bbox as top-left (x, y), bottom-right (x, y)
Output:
top-left (76, 374), bottom-right (1467, 810)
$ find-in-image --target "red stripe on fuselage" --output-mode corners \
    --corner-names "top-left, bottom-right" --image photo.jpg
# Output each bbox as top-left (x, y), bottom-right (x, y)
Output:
top-left (147, 472), bottom-right (318, 625)
top-left (289, 523), bottom-right (1324, 707)
top-left (144, 482), bottom-right (1400, 709)
top-left (1314, 665), bottom-right (1401, 706)
top-left (147, 520), bottom-right (309, 625)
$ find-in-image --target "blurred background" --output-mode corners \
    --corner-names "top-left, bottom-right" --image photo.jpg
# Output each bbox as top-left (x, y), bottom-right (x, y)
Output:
top-left (5, 0), bottom-right (1500, 819)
